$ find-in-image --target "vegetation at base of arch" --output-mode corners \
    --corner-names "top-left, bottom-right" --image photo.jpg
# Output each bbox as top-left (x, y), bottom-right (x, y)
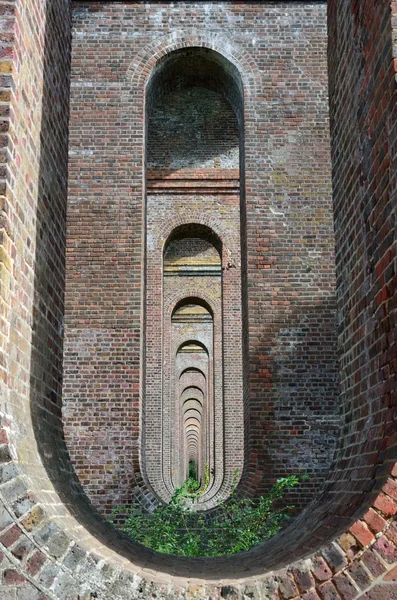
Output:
top-left (184, 462), bottom-right (209, 496)
top-left (184, 476), bottom-right (200, 494)
top-left (112, 474), bottom-right (306, 557)
top-left (200, 462), bottom-right (210, 495)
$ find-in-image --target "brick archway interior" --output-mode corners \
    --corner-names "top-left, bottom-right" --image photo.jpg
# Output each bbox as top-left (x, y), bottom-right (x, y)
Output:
top-left (0, 2), bottom-right (396, 598)
top-left (143, 48), bottom-right (247, 507)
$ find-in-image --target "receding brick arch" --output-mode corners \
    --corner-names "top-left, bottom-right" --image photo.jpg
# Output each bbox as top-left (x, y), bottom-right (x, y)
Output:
top-left (177, 340), bottom-right (209, 355)
top-left (1, 1), bottom-right (397, 599)
top-left (177, 337), bottom-right (209, 488)
top-left (145, 209), bottom-right (246, 503)
top-left (64, 2), bottom-right (341, 515)
top-left (181, 387), bottom-right (205, 399)
top-left (143, 39), bottom-right (247, 502)
top-left (180, 368), bottom-right (206, 382)
top-left (157, 219), bottom-right (246, 505)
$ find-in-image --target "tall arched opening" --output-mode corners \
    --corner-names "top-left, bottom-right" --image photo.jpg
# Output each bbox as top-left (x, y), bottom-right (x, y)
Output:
top-left (3, 2), bottom-right (397, 597)
top-left (142, 48), bottom-right (247, 506)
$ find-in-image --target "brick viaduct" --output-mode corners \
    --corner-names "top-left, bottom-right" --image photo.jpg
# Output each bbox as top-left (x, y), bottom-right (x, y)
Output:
top-left (0, 1), bottom-right (396, 599)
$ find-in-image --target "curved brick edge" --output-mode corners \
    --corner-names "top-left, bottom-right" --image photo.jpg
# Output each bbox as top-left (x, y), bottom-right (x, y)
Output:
top-left (1, 417), bottom-right (396, 599)
top-left (116, 30), bottom-right (259, 513)
top-left (124, 33), bottom-right (256, 511)
top-left (1, 0), bottom-right (397, 597)
top-left (142, 210), bottom-right (236, 504)
top-left (125, 29), bottom-right (262, 98)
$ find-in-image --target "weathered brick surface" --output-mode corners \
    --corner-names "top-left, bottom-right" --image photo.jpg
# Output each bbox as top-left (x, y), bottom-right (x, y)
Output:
top-left (0, 0), bottom-right (396, 599)
top-left (64, 0), bottom-right (339, 516)
top-left (146, 184), bottom-right (244, 503)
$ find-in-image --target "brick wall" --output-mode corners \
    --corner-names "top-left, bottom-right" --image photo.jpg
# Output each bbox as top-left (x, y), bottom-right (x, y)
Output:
top-left (0, 0), bottom-right (15, 393)
top-left (148, 89), bottom-right (239, 169)
top-left (3, 0), bottom-right (72, 505)
top-left (64, 0), bottom-right (339, 515)
top-left (0, 0), bottom-right (396, 598)
top-left (327, 0), bottom-right (397, 529)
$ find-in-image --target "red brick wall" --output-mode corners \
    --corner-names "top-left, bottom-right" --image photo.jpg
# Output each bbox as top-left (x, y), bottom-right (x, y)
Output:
top-left (146, 47), bottom-right (240, 170)
top-left (0, 1), bottom-right (15, 389)
top-left (148, 89), bottom-right (239, 169)
top-left (326, 0), bottom-right (397, 529)
top-left (64, 1), bottom-right (339, 515)
top-left (0, 0), bottom-right (397, 598)
top-left (4, 0), bottom-right (72, 491)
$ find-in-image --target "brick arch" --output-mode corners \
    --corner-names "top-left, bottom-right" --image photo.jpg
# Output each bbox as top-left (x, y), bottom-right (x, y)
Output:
top-left (180, 367), bottom-right (207, 380)
top-left (2, 0), bottom-right (397, 598)
top-left (144, 216), bottom-right (230, 502)
top-left (164, 286), bottom-right (227, 504)
top-left (165, 290), bottom-right (221, 320)
top-left (172, 296), bottom-right (215, 318)
top-left (125, 30), bottom-right (261, 99)
top-left (142, 28), bottom-right (248, 508)
top-left (177, 340), bottom-right (209, 355)
top-left (179, 386), bottom-right (205, 402)
top-left (155, 214), bottom-right (234, 260)
top-left (181, 385), bottom-right (205, 396)
top-left (183, 400), bottom-right (204, 412)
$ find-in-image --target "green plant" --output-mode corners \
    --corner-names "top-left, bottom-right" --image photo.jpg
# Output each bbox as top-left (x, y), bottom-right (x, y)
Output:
top-left (188, 460), bottom-right (198, 481)
top-left (112, 474), bottom-right (305, 557)
top-left (184, 477), bottom-right (200, 494)
top-left (198, 463), bottom-right (210, 496)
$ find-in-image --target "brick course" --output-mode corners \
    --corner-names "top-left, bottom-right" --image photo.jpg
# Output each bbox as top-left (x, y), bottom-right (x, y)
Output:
top-left (64, 0), bottom-right (339, 516)
top-left (0, 0), bottom-right (396, 598)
